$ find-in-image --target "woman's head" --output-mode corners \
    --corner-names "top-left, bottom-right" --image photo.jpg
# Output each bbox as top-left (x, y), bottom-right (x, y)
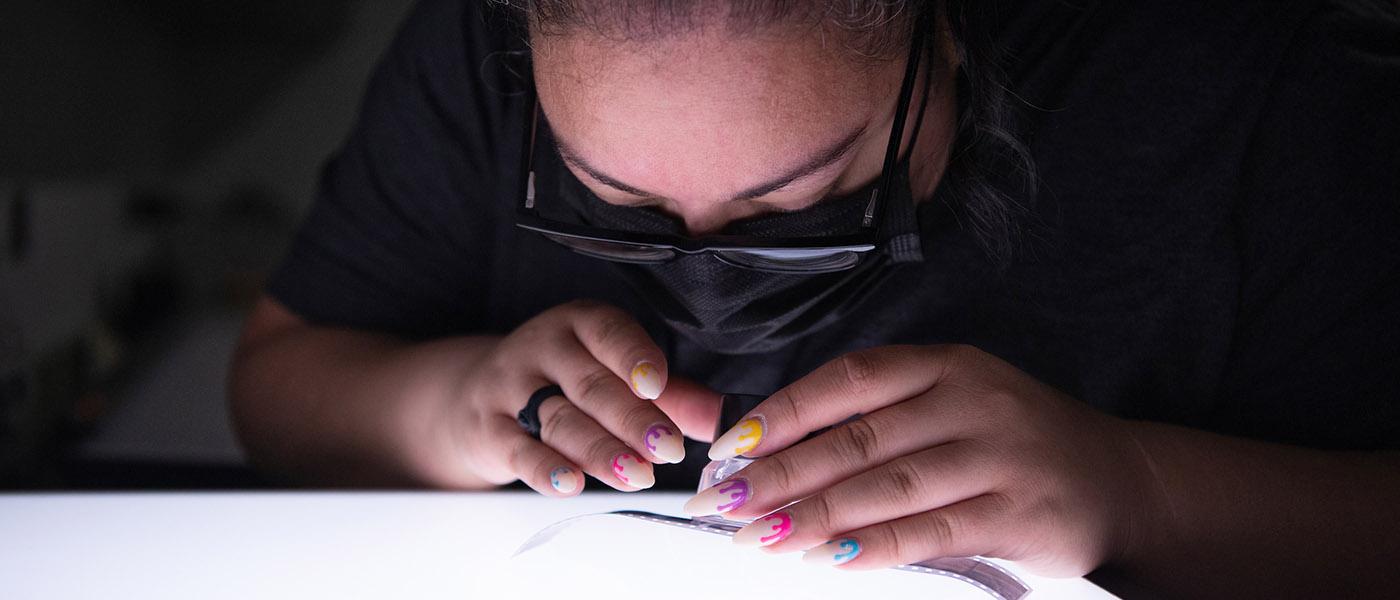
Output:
top-left (501, 0), bottom-right (1034, 261)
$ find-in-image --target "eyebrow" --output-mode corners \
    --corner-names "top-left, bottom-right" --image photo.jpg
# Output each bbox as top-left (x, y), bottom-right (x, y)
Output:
top-left (553, 125), bottom-right (868, 203)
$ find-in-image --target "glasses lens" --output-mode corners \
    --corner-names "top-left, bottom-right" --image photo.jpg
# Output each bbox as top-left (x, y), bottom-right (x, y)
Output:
top-left (715, 248), bottom-right (863, 273)
top-left (540, 232), bottom-right (675, 263)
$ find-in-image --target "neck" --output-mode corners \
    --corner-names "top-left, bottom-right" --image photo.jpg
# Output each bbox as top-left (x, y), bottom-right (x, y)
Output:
top-left (908, 65), bottom-right (959, 206)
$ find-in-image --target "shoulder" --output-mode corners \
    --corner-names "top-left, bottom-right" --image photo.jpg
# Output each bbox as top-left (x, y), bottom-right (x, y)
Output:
top-left (1268, 0), bottom-right (1400, 106)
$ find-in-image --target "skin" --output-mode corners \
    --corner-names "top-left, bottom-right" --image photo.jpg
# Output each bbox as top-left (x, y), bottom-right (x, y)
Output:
top-left (706, 346), bottom-right (1400, 597)
top-left (232, 297), bottom-right (722, 492)
top-left (531, 23), bottom-right (956, 235)
top-left (229, 15), bottom-right (1400, 599)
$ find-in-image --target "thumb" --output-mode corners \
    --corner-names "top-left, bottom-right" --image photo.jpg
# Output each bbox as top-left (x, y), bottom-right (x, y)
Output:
top-left (653, 376), bottom-right (721, 442)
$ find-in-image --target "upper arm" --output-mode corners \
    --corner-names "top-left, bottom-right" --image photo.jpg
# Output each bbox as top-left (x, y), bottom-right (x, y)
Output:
top-left (264, 0), bottom-right (524, 339)
top-left (1212, 0), bottom-right (1400, 449)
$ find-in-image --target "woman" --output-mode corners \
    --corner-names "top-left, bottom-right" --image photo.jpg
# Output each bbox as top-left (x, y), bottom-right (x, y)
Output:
top-left (230, 0), bottom-right (1400, 596)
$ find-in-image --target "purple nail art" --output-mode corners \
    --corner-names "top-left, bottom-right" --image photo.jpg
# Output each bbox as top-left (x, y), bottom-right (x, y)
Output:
top-left (644, 424), bottom-right (672, 452)
top-left (715, 479), bottom-right (750, 512)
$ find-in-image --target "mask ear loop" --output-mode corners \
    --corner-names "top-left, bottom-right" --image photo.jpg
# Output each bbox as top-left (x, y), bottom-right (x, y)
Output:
top-left (906, 40), bottom-right (937, 171)
top-left (877, 16), bottom-right (939, 264)
top-left (862, 18), bottom-right (927, 230)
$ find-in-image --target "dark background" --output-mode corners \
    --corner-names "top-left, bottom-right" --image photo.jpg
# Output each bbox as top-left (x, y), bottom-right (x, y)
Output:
top-left (0, 0), bottom-right (418, 489)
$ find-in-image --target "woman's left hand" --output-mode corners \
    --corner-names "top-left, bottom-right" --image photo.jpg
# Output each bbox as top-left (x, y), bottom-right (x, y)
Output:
top-left (682, 344), bottom-right (1155, 576)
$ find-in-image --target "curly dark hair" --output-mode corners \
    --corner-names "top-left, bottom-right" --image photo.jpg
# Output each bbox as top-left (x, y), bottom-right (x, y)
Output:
top-left (492, 0), bottom-right (1037, 266)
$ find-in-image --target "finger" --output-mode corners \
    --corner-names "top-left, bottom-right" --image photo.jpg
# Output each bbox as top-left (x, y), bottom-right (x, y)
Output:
top-left (730, 441), bottom-right (989, 546)
top-left (536, 392), bottom-right (655, 491)
top-left (708, 345), bottom-right (960, 460)
top-left (719, 395), bottom-right (967, 519)
top-left (493, 414), bottom-right (585, 497)
top-left (803, 494), bottom-right (1012, 570)
top-left (652, 376), bottom-right (722, 442)
top-left (564, 300), bottom-right (669, 400)
top-left (541, 337), bottom-right (685, 464)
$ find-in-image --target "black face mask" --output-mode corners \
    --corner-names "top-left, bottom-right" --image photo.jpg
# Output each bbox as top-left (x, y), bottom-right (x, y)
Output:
top-left (536, 141), bottom-right (925, 355)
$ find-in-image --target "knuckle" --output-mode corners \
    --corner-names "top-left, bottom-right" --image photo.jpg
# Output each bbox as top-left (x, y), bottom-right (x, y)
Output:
top-left (561, 298), bottom-right (606, 314)
top-left (539, 301), bottom-right (586, 326)
top-left (945, 343), bottom-right (983, 360)
top-left (962, 437), bottom-right (1007, 471)
top-left (573, 367), bottom-right (618, 403)
top-left (923, 511), bottom-right (958, 549)
top-left (805, 493), bottom-right (840, 536)
top-left (835, 419), bottom-right (883, 466)
top-left (833, 351), bottom-right (882, 395)
top-left (759, 452), bottom-right (799, 495)
top-left (505, 436), bottom-right (545, 480)
top-left (521, 450), bottom-right (552, 481)
top-left (617, 401), bottom-right (656, 430)
top-left (588, 312), bottom-right (634, 349)
top-left (982, 491), bottom-right (1015, 520)
top-left (977, 391), bottom-right (1021, 422)
top-left (538, 398), bottom-right (571, 442)
top-left (583, 434), bottom-right (618, 465)
top-left (882, 460), bottom-right (926, 504)
top-left (884, 522), bottom-right (917, 563)
top-left (509, 318), bottom-right (568, 356)
top-left (760, 387), bottom-right (808, 436)
top-left (566, 300), bottom-right (623, 327)
top-left (929, 343), bottom-right (977, 373)
top-left (500, 436), bottom-right (526, 474)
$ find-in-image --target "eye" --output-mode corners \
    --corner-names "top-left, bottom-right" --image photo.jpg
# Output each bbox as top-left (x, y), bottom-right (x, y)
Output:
top-left (611, 197), bottom-right (665, 210)
top-left (587, 186), bottom-right (660, 209)
top-left (760, 182), bottom-right (844, 214)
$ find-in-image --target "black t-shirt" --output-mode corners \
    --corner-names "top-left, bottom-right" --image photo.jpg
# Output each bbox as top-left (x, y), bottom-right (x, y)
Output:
top-left (269, 0), bottom-right (1400, 453)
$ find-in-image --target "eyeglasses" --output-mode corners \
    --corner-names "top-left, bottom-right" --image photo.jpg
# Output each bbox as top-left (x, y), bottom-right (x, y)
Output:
top-left (514, 28), bottom-right (925, 274)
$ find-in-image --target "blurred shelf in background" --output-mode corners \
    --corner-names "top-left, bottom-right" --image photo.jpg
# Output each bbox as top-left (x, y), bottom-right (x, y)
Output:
top-left (75, 310), bottom-right (246, 466)
top-left (0, 0), bottom-right (415, 489)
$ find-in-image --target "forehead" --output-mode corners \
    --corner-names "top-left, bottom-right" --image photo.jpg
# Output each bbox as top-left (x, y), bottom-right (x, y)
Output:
top-left (530, 28), bottom-right (901, 197)
top-left (538, 24), bottom-right (886, 109)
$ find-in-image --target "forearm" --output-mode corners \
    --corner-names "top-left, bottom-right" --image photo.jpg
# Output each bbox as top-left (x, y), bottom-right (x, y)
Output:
top-left (1117, 420), bottom-right (1400, 598)
top-left (229, 322), bottom-right (500, 489)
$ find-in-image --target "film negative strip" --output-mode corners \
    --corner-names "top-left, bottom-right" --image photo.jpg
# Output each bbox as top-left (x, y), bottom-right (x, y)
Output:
top-left (514, 510), bottom-right (1030, 600)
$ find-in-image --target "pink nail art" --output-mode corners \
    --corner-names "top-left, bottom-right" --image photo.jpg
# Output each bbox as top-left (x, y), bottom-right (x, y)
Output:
top-left (612, 453), bottom-right (635, 483)
top-left (758, 512), bottom-right (793, 544)
top-left (610, 452), bottom-right (654, 488)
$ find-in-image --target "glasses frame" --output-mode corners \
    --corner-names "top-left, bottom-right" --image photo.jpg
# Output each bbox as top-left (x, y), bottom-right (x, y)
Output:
top-left (513, 26), bottom-right (925, 273)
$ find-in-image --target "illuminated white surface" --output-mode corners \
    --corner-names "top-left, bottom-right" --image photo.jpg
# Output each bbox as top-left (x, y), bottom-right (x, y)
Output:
top-left (0, 492), bottom-right (1116, 599)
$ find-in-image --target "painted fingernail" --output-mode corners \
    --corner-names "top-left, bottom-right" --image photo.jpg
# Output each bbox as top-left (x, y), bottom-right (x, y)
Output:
top-left (644, 423), bottom-right (684, 463)
top-left (708, 416), bottom-right (764, 460)
top-left (548, 466), bottom-right (580, 494)
top-left (682, 478), bottom-right (750, 516)
top-left (804, 538), bottom-right (861, 566)
top-left (611, 452), bottom-right (654, 489)
top-left (630, 361), bottom-right (663, 400)
top-left (733, 511), bottom-right (793, 546)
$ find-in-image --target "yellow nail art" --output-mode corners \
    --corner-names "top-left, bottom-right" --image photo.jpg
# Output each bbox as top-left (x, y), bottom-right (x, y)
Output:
top-left (708, 416), bottom-right (765, 460)
top-left (733, 419), bottom-right (763, 454)
top-left (629, 362), bottom-right (663, 400)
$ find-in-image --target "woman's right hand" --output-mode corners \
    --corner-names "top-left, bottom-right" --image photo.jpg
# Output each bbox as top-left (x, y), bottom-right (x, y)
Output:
top-left (444, 300), bottom-right (716, 496)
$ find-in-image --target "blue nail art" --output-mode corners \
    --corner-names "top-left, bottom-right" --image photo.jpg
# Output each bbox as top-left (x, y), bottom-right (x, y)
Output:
top-left (831, 538), bottom-right (861, 564)
top-left (549, 467), bottom-right (571, 490)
